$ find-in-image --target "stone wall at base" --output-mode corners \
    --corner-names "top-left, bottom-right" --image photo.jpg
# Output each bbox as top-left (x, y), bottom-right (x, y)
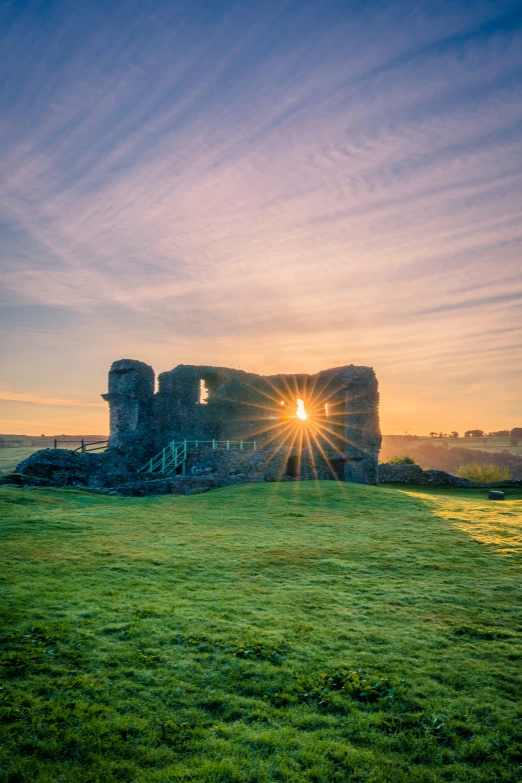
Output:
top-left (13, 449), bottom-right (105, 486)
top-left (8, 450), bottom-right (522, 495)
top-left (12, 444), bottom-right (355, 495)
top-left (378, 462), bottom-right (522, 488)
top-left (378, 463), bottom-right (424, 483)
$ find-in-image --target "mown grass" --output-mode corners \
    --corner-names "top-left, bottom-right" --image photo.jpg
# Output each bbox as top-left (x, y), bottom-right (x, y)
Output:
top-left (1, 482), bottom-right (521, 782)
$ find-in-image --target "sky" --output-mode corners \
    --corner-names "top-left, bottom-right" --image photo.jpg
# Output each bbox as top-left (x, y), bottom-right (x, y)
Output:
top-left (1, 0), bottom-right (522, 436)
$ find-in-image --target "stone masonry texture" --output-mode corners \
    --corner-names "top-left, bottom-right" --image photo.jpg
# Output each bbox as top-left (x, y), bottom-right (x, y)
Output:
top-left (100, 360), bottom-right (382, 485)
top-left (12, 359), bottom-right (387, 494)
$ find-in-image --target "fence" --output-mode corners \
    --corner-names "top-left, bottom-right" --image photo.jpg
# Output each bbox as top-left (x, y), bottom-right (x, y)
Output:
top-left (54, 439), bottom-right (109, 453)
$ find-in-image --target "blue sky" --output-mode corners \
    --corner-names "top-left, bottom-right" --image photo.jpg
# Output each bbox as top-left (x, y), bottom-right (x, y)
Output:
top-left (1, 0), bottom-right (521, 434)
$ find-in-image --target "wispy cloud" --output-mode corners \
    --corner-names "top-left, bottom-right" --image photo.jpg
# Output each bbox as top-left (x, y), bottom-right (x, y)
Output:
top-left (1, 0), bottom-right (522, 433)
top-left (0, 392), bottom-right (106, 408)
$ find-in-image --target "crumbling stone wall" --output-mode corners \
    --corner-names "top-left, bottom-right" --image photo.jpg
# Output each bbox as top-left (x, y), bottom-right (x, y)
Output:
top-left (101, 360), bottom-right (382, 484)
top-left (13, 450), bottom-right (522, 496)
top-left (378, 463), bottom-right (425, 483)
top-left (377, 462), bottom-right (522, 487)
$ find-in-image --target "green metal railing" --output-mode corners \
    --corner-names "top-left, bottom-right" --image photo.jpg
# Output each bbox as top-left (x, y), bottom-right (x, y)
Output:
top-left (138, 439), bottom-right (257, 475)
top-left (139, 441), bottom-right (188, 475)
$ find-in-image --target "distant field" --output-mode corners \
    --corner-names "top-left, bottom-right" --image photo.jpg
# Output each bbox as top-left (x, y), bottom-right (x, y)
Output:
top-left (0, 446), bottom-right (42, 474)
top-left (0, 441), bottom-right (108, 475)
top-left (384, 435), bottom-right (522, 456)
top-left (447, 437), bottom-right (522, 455)
top-left (1, 482), bottom-right (521, 782)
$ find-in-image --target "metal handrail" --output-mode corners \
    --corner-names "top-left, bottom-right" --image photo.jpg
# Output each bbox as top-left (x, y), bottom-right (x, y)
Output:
top-left (174, 439), bottom-right (256, 450)
top-left (138, 438), bottom-right (257, 475)
top-left (141, 441), bottom-right (187, 475)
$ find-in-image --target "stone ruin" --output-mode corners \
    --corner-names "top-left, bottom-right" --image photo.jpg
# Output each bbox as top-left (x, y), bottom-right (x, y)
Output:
top-left (12, 360), bottom-right (522, 494)
top-left (13, 359), bottom-right (383, 495)
top-left (101, 359), bottom-right (382, 484)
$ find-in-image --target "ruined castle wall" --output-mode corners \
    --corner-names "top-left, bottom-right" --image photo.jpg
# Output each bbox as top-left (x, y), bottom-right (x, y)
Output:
top-left (343, 369), bottom-right (381, 485)
top-left (156, 365), bottom-right (264, 445)
top-left (102, 360), bottom-right (382, 484)
top-left (181, 443), bottom-right (341, 483)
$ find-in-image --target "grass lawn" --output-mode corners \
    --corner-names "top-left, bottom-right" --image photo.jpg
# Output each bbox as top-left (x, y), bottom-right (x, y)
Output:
top-left (0, 448), bottom-right (42, 476)
top-left (1, 482), bottom-right (521, 782)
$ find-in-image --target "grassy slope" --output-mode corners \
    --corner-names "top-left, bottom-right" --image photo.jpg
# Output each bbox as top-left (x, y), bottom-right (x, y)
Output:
top-left (0, 482), bottom-right (521, 783)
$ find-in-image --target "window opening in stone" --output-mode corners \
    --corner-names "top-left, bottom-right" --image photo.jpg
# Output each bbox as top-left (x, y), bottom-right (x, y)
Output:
top-left (325, 403), bottom-right (329, 417)
top-left (199, 379), bottom-right (209, 404)
top-left (286, 455), bottom-right (299, 478)
top-left (296, 398), bottom-right (307, 420)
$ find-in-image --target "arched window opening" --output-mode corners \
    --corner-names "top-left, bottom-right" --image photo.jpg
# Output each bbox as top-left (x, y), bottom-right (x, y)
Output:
top-left (199, 378), bottom-right (209, 404)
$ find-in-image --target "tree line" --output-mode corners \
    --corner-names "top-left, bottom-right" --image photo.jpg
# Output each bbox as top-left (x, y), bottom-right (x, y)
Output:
top-left (427, 428), bottom-right (522, 444)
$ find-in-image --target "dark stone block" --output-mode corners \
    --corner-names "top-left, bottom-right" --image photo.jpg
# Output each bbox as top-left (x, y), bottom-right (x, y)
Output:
top-left (16, 449), bottom-right (105, 487)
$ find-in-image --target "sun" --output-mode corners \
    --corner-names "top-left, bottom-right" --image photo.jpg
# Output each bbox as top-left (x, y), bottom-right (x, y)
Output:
top-left (228, 375), bottom-right (348, 482)
top-left (296, 398), bottom-right (307, 420)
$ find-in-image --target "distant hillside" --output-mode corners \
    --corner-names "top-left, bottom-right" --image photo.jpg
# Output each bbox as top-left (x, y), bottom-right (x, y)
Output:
top-left (382, 437), bottom-right (522, 480)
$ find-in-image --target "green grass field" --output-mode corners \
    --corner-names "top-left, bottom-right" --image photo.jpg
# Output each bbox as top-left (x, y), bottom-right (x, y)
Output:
top-left (0, 447), bottom-right (42, 476)
top-left (0, 444), bottom-right (108, 476)
top-left (1, 482), bottom-right (521, 782)
top-left (449, 437), bottom-right (522, 455)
